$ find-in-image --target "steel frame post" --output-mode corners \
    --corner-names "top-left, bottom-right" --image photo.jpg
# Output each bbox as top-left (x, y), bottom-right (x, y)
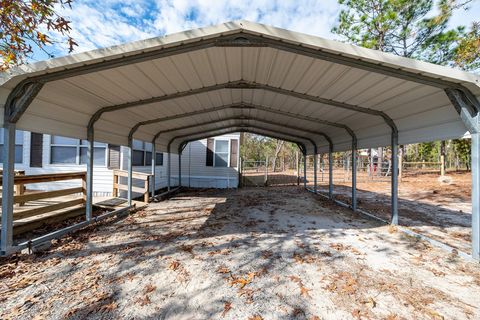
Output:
top-left (472, 132), bottom-right (480, 260)
top-left (1, 122), bottom-right (16, 255)
top-left (303, 153), bottom-right (307, 189)
top-left (167, 147), bottom-right (171, 191)
top-left (127, 137), bottom-right (133, 206)
top-left (352, 140), bottom-right (357, 211)
top-left (391, 133), bottom-right (399, 225)
top-left (178, 149), bottom-right (182, 187)
top-left (444, 88), bottom-right (480, 261)
top-left (151, 141), bottom-right (156, 197)
top-left (265, 156), bottom-right (269, 186)
top-left (328, 147), bottom-right (333, 199)
top-left (313, 153), bottom-right (318, 193)
top-left (86, 129), bottom-right (94, 221)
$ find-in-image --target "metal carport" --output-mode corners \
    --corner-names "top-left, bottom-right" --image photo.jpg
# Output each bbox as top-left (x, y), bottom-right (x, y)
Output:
top-left (1, 20), bottom-right (479, 260)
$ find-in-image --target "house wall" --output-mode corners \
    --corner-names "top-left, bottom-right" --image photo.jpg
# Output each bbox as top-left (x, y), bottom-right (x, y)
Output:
top-left (1, 131), bottom-right (240, 197)
top-left (122, 133), bottom-right (240, 198)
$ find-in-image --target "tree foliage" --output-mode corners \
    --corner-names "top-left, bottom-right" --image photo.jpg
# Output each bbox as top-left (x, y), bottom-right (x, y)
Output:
top-left (332, 0), bottom-right (476, 168)
top-left (332, 0), bottom-right (478, 69)
top-left (240, 133), bottom-right (300, 171)
top-left (0, 0), bottom-right (77, 71)
top-left (454, 22), bottom-right (480, 71)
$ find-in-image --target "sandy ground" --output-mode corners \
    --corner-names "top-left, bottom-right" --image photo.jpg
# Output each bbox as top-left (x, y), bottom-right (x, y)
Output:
top-left (316, 172), bottom-right (472, 253)
top-left (1, 186), bottom-right (479, 319)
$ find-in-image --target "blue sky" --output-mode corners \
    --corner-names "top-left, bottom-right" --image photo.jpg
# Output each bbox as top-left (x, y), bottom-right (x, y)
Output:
top-left (35, 0), bottom-right (480, 61)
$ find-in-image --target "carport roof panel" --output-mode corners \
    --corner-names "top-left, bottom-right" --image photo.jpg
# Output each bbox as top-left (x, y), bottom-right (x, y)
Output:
top-left (2, 20), bottom-right (479, 90)
top-left (1, 20), bottom-right (479, 154)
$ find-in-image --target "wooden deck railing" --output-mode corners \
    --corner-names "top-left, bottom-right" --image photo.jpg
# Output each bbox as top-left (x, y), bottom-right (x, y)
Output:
top-left (0, 172), bottom-right (86, 221)
top-left (112, 170), bottom-right (152, 203)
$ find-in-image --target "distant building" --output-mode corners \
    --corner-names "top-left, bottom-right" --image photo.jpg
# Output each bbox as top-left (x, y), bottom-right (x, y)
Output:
top-left (0, 130), bottom-right (240, 196)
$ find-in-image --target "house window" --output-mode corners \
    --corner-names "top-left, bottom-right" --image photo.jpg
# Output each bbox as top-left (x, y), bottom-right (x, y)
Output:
top-left (132, 140), bottom-right (153, 166)
top-left (214, 140), bottom-right (229, 167)
top-left (155, 152), bottom-right (164, 166)
top-left (50, 135), bottom-right (106, 165)
top-left (0, 129), bottom-right (24, 164)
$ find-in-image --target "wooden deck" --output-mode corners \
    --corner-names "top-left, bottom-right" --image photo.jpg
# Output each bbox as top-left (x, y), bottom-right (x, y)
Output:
top-left (1, 193), bottom-right (147, 236)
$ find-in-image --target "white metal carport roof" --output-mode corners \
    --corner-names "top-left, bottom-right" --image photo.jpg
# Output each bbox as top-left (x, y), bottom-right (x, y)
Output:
top-left (1, 20), bottom-right (480, 155)
top-left (2, 20), bottom-right (480, 261)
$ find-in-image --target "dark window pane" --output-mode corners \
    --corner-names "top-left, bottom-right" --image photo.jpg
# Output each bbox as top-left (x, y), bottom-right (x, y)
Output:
top-left (155, 152), bottom-right (163, 166)
top-left (14, 146), bottom-right (23, 163)
top-left (145, 152), bottom-right (152, 166)
top-left (215, 153), bottom-right (228, 167)
top-left (15, 131), bottom-right (24, 144)
top-left (133, 139), bottom-right (144, 150)
top-left (80, 147), bottom-right (106, 165)
top-left (51, 146), bottom-right (77, 164)
top-left (52, 136), bottom-right (78, 145)
top-left (0, 145), bottom-right (22, 163)
top-left (133, 150), bottom-right (144, 166)
top-left (215, 140), bottom-right (229, 153)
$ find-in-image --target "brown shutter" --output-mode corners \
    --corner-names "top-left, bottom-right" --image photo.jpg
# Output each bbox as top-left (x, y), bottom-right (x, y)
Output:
top-left (206, 138), bottom-right (214, 166)
top-left (108, 144), bottom-right (121, 169)
top-left (30, 132), bottom-right (43, 167)
top-left (230, 139), bottom-right (238, 167)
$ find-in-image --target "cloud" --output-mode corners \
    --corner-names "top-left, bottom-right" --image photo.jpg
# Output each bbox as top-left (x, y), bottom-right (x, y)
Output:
top-left (151, 0), bottom-right (340, 38)
top-left (37, 0), bottom-right (479, 60)
top-left (38, 0), bottom-right (340, 59)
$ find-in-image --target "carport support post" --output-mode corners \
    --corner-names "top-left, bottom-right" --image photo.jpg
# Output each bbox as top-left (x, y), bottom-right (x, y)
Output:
top-left (127, 137), bottom-right (133, 206)
top-left (328, 147), bottom-right (333, 199)
top-left (1, 123), bottom-right (16, 255)
top-left (445, 88), bottom-right (480, 260)
top-left (86, 129), bottom-right (94, 221)
top-left (391, 133), bottom-right (399, 225)
top-left (178, 149), bottom-right (182, 187)
top-left (313, 152), bottom-right (318, 193)
top-left (151, 141), bottom-right (156, 198)
top-left (303, 152), bottom-right (307, 189)
top-left (352, 141), bottom-right (357, 211)
top-left (167, 147), bottom-right (171, 191)
top-left (472, 132), bottom-right (480, 260)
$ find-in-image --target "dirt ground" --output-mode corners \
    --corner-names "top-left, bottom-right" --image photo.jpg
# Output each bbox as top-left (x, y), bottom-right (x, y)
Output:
top-left (317, 172), bottom-right (472, 253)
top-left (1, 187), bottom-right (479, 319)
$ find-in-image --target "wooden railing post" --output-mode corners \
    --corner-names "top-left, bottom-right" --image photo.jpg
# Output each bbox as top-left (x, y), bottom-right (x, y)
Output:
top-left (111, 169), bottom-right (151, 203)
top-left (81, 173), bottom-right (87, 205)
top-left (113, 170), bottom-right (119, 197)
top-left (144, 179), bottom-right (149, 203)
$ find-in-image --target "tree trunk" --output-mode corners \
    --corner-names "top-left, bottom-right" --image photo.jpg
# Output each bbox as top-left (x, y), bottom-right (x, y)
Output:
top-left (377, 147), bottom-right (383, 176)
top-left (271, 140), bottom-right (284, 172)
top-left (440, 140), bottom-right (446, 176)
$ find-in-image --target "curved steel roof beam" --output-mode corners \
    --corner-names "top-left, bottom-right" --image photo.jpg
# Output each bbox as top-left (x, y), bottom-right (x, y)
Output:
top-left (146, 116), bottom-right (331, 152)
top-left (95, 80), bottom-right (388, 138)
top-left (124, 102), bottom-right (354, 145)
top-left (133, 115), bottom-right (333, 148)
top-left (166, 123), bottom-right (316, 154)
top-left (173, 126), bottom-right (307, 155)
